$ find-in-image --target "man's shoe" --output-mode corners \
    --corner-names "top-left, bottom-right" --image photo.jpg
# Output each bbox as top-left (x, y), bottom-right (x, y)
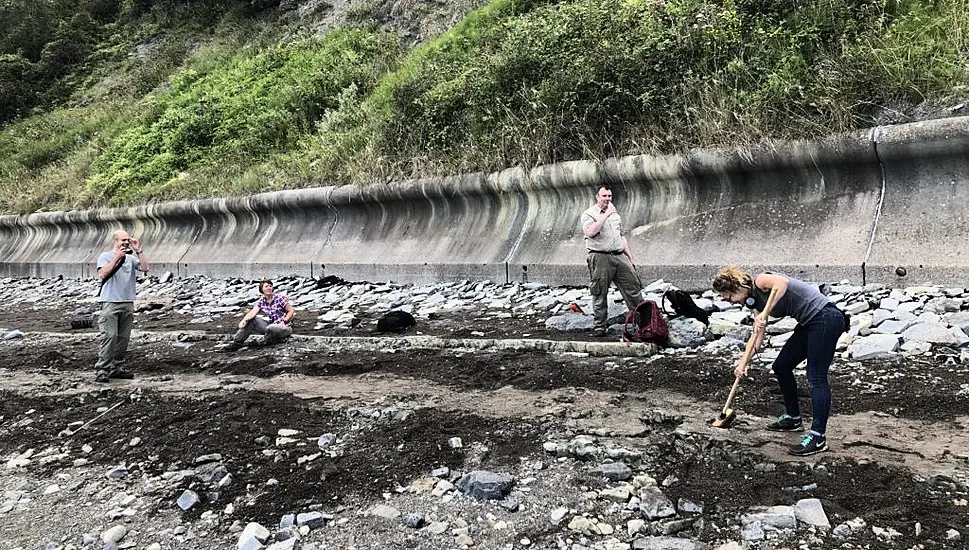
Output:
top-left (766, 413), bottom-right (803, 432)
top-left (591, 327), bottom-right (608, 337)
top-left (109, 369), bottom-right (135, 379)
top-left (216, 342), bottom-right (244, 352)
top-left (94, 371), bottom-right (110, 383)
top-left (789, 433), bottom-right (828, 456)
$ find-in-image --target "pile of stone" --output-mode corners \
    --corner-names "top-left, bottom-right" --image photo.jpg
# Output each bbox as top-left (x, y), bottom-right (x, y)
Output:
top-left (3, 276), bottom-right (969, 363)
top-left (545, 279), bottom-right (969, 362)
top-left (700, 281), bottom-right (969, 363)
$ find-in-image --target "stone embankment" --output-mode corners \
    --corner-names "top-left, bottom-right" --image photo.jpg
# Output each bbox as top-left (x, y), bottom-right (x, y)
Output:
top-left (5, 274), bottom-right (969, 364)
top-left (4, 116), bottom-right (969, 290)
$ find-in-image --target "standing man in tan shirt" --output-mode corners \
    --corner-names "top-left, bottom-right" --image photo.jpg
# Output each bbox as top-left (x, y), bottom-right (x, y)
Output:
top-left (581, 185), bottom-right (644, 336)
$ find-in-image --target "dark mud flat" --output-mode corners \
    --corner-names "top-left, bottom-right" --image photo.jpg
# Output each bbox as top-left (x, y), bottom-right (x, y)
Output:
top-left (1, 304), bottom-right (968, 548)
top-left (0, 385), bottom-right (966, 548)
top-left (0, 390), bottom-right (542, 520)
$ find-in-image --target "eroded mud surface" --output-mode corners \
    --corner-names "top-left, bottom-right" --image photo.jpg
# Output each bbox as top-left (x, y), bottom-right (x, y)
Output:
top-left (1, 304), bottom-right (968, 549)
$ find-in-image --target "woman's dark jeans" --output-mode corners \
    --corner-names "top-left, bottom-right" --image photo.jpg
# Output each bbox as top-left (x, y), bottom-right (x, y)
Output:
top-left (772, 303), bottom-right (845, 435)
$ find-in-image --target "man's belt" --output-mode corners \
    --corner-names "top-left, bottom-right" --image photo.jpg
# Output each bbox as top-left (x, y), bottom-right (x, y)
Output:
top-left (589, 250), bottom-right (625, 255)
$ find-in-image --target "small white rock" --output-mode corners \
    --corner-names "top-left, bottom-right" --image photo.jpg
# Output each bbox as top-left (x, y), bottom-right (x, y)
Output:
top-left (550, 507), bottom-right (569, 524)
top-left (101, 525), bottom-right (127, 544)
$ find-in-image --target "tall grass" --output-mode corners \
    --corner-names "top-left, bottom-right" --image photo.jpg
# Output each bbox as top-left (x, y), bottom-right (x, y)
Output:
top-left (87, 26), bottom-right (401, 204)
top-left (0, 102), bottom-right (134, 213)
top-left (297, 0), bottom-right (969, 188)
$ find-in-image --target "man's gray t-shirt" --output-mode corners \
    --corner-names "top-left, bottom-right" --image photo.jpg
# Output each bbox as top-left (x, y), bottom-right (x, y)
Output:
top-left (97, 252), bottom-right (141, 302)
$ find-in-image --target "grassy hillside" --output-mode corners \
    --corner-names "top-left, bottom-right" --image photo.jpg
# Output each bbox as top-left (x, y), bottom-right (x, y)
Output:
top-left (1, 0), bottom-right (967, 214)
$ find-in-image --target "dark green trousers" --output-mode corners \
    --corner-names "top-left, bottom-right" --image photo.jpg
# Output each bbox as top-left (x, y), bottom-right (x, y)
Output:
top-left (587, 252), bottom-right (643, 329)
top-left (95, 301), bottom-right (134, 373)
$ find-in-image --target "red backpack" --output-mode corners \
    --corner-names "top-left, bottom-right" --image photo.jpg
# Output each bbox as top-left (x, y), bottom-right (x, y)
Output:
top-left (622, 300), bottom-right (669, 347)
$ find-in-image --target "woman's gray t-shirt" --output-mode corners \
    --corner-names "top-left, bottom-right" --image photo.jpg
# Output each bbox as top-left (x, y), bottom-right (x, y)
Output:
top-left (750, 274), bottom-right (830, 325)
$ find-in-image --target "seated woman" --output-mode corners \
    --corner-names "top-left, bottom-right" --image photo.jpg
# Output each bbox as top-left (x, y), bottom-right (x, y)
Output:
top-left (713, 266), bottom-right (847, 456)
top-left (224, 279), bottom-right (294, 350)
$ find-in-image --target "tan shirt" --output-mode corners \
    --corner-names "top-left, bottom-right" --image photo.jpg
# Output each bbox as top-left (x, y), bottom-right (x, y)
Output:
top-left (581, 204), bottom-right (624, 252)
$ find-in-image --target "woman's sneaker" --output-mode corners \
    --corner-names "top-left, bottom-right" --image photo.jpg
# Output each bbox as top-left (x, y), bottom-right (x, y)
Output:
top-left (789, 433), bottom-right (827, 456)
top-left (766, 413), bottom-right (803, 432)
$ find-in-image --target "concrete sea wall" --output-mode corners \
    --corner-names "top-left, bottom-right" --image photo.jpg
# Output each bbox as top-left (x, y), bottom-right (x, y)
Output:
top-left (1, 116), bottom-right (968, 290)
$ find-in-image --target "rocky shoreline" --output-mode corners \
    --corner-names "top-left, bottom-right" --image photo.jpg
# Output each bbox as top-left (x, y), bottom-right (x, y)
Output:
top-left (1, 274), bottom-right (968, 550)
top-left (6, 274), bottom-right (969, 363)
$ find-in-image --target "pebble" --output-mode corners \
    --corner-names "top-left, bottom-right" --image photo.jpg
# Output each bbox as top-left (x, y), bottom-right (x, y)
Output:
top-left (368, 504), bottom-right (401, 519)
top-left (403, 513), bottom-right (424, 528)
top-left (550, 507), bottom-right (569, 524)
top-left (100, 525), bottom-right (127, 544)
top-left (177, 490), bottom-right (199, 510)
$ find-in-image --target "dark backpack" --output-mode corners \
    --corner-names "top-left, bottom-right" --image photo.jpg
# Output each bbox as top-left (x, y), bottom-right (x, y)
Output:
top-left (622, 301), bottom-right (669, 346)
top-left (377, 310), bottom-right (416, 333)
top-left (316, 274), bottom-right (346, 289)
top-left (662, 289), bottom-right (711, 325)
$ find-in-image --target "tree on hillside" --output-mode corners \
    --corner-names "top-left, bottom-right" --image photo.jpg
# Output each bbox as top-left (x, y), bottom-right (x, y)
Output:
top-left (0, 54), bottom-right (38, 122)
top-left (39, 12), bottom-right (99, 79)
top-left (0, 1), bottom-right (100, 123)
top-left (0, 1), bottom-right (57, 61)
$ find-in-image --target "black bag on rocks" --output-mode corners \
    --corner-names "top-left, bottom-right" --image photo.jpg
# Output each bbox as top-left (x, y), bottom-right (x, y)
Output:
top-left (315, 274), bottom-right (346, 289)
top-left (377, 310), bottom-right (416, 333)
top-left (662, 289), bottom-right (711, 325)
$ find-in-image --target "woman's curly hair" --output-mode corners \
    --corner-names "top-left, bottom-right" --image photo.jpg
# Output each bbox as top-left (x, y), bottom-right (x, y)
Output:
top-left (712, 265), bottom-right (752, 294)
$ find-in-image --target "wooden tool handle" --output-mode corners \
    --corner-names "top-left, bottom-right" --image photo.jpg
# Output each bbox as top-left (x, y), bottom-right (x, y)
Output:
top-left (721, 286), bottom-right (781, 414)
top-left (735, 286), bottom-right (781, 374)
top-left (720, 375), bottom-right (743, 415)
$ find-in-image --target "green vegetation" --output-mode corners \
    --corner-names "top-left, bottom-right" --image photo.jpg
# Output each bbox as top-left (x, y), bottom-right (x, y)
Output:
top-left (88, 27), bottom-right (400, 203)
top-left (1, 0), bottom-right (967, 213)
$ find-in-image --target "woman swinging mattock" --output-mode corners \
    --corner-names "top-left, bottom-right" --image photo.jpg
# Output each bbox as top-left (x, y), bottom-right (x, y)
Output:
top-left (713, 266), bottom-right (849, 456)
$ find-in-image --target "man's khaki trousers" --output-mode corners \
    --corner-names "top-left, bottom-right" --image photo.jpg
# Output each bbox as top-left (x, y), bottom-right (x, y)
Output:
top-left (95, 301), bottom-right (134, 373)
top-left (587, 252), bottom-right (644, 329)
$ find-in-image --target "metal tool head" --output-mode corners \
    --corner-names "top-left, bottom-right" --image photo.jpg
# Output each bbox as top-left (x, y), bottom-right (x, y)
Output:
top-left (711, 408), bottom-right (737, 429)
